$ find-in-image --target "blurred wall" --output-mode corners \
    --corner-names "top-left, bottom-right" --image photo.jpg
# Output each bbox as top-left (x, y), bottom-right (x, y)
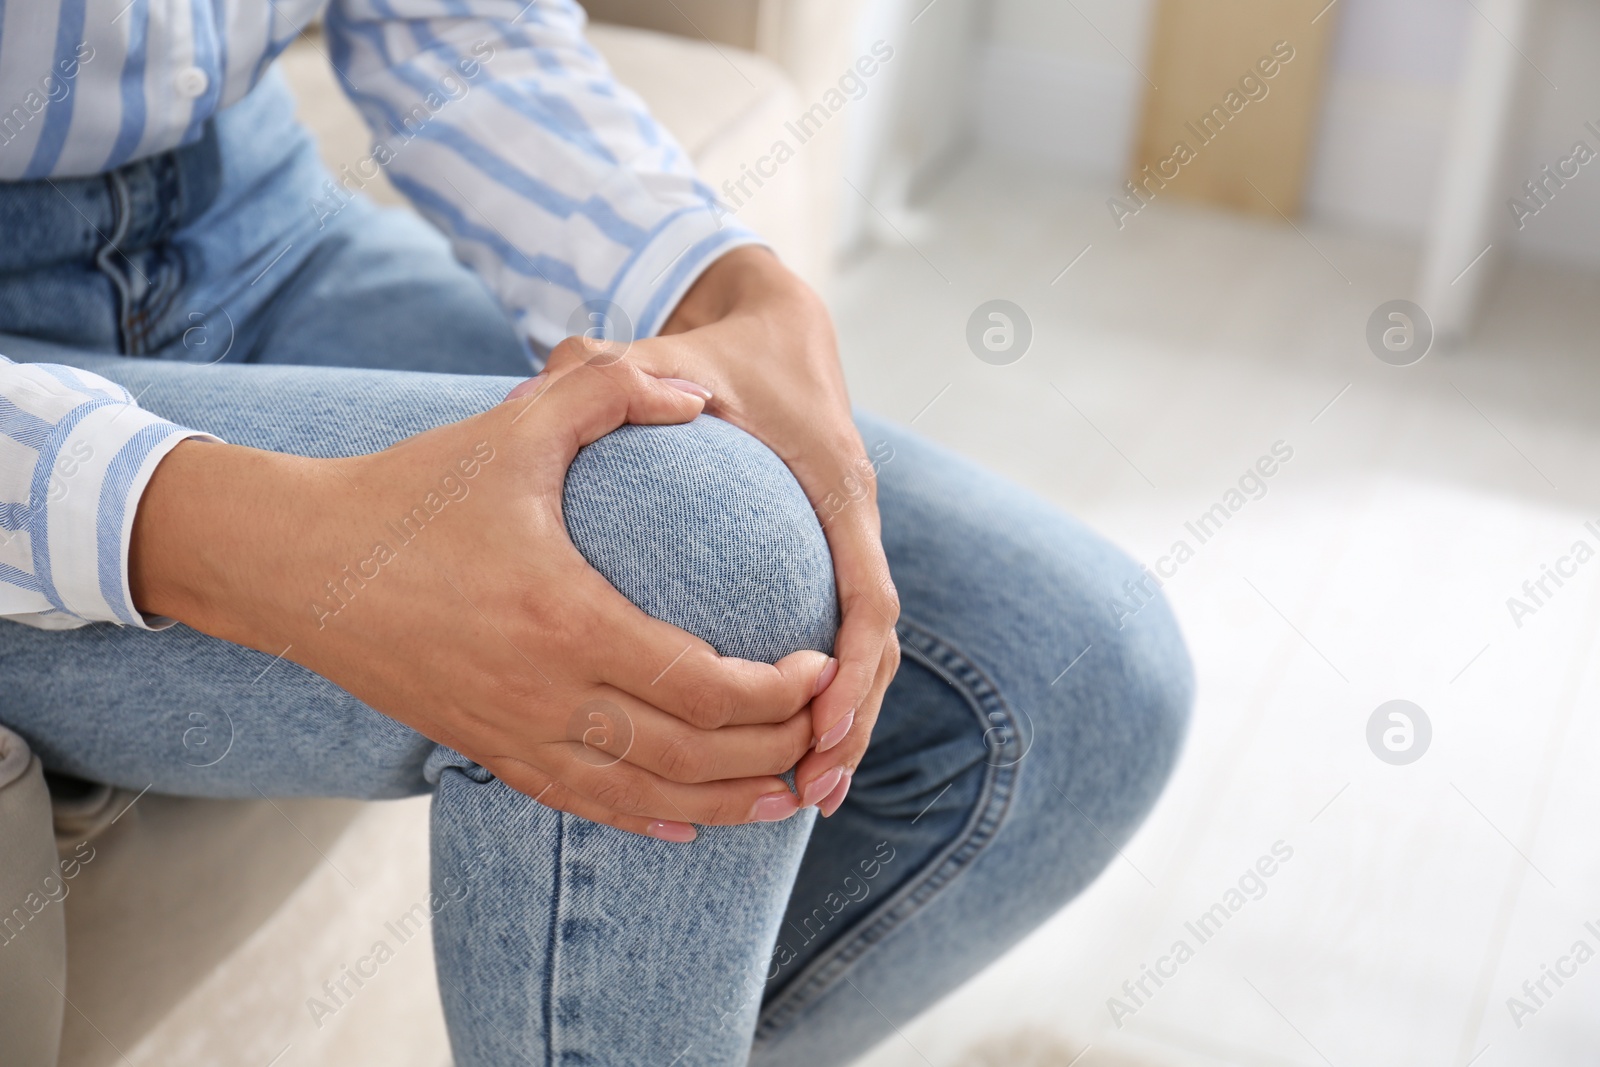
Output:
top-left (836, 0), bottom-right (983, 253)
top-left (967, 0), bottom-right (1600, 269)
top-left (1318, 0), bottom-right (1600, 267)
top-left (973, 0), bottom-right (1154, 177)
top-left (1505, 0), bottom-right (1600, 268)
top-left (1303, 0), bottom-right (1467, 237)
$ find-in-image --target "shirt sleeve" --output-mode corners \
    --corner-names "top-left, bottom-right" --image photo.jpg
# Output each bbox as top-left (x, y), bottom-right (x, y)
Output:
top-left (0, 356), bottom-right (217, 631)
top-left (323, 0), bottom-right (764, 352)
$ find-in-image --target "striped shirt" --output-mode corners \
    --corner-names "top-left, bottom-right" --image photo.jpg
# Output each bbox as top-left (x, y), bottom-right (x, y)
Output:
top-left (0, 0), bottom-right (758, 631)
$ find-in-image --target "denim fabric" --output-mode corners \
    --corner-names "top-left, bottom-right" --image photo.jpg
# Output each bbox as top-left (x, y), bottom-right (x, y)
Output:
top-left (0, 71), bottom-right (1194, 1067)
top-left (0, 70), bottom-right (539, 375)
top-left (566, 419), bottom-right (837, 663)
top-left (0, 120), bottom-right (221, 351)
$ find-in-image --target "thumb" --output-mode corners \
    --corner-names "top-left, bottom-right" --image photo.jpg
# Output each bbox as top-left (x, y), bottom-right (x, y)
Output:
top-left (516, 358), bottom-right (711, 453)
top-left (543, 335), bottom-right (712, 426)
top-left (620, 365), bottom-right (714, 427)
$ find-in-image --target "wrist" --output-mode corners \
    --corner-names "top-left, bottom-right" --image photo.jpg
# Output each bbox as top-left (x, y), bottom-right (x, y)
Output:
top-left (129, 439), bottom-right (341, 643)
top-left (662, 245), bottom-right (815, 335)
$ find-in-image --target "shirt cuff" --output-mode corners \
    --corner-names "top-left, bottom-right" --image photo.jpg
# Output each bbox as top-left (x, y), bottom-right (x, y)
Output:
top-left (606, 208), bottom-right (769, 341)
top-left (36, 403), bottom-right (218, 629)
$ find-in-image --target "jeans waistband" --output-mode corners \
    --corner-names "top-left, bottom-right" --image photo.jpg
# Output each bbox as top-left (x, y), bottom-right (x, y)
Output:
top-left (0, 126), bottom-right (222, 274)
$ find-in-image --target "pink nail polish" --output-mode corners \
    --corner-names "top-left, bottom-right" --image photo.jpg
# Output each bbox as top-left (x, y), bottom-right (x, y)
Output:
top-left (662, 377), bottom-right (713, 400)
top-left (645, 820), bottom-right (697, 842)
top-left (819, 770), bottom-right (852, 818)
top-left (802, 766), bottom-right (844, 807)
top-left (751, 792), bottom-right (799, 822)
top-left (816, 710), bottom-right (854, 753)
top-left (813, 657), bottom-right (839, 697)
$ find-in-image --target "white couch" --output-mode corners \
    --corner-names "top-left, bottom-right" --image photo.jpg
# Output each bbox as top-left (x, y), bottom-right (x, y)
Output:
top-left (0, 3), bottom-right (861, 1063)
top-left (283, 1), bottom-right (859, 290)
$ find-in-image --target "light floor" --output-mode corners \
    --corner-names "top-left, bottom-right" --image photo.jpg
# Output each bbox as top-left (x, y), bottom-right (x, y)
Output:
top-left (835, 157), bottom-right (1600, 1067)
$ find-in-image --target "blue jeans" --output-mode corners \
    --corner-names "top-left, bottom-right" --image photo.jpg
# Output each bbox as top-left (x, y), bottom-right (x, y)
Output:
top-left (0, 73), bottom-right (1192, 1065)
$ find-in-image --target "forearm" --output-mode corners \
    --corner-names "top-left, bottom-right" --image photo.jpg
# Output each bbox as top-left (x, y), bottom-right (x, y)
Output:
top-left (128, 439), bottom-right (340, 649)
top-left (119, 360), bottom-right (826, 836)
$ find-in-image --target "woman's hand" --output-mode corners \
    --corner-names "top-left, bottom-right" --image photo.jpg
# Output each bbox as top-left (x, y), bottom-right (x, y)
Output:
top-left (544, 247), bottom-right (901, 819)
top-left (129, 357), bottom-right (835, 841)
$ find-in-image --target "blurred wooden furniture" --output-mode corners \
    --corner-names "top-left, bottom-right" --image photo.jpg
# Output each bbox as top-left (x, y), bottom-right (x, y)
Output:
top-left (1131, 0), bottom-right (1337, 217)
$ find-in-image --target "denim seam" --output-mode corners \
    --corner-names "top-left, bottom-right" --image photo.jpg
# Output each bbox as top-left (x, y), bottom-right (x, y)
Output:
top-left (753, 617), bottom-right (1020, 1040)
top-left (542, 813), bottom-right (566, 1067)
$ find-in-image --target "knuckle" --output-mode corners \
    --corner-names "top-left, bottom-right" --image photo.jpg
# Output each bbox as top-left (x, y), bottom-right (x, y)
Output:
top-left (686, 684), bottom-right (738, 730)
top-left (696, 793), bottom-right (739, 826)
top-left (590, 772), bottom-right (648, 815)
top-left (879, 576), bottom-right (902, 624)
top-left (883, 633), bottom-right (902, 673)
top-left (783, 732), bottom-right (813, 772)
top-left (655, 732), bottom-right (711, 783)
top-left (773, 742), bottom-right (810, 776)
top-left (547, 335), bottom-right (591, 368)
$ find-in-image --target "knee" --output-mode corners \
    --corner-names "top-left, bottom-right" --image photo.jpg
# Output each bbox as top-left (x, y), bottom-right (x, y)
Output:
top-left (948, 509), bottom-right (1191, 841)
top-left (1045, 548), bottom-right (1193, 836)
top-left (1096, 580), bottom-right (1193, 818)
top-left (562, 416), bottom-right (837, 664)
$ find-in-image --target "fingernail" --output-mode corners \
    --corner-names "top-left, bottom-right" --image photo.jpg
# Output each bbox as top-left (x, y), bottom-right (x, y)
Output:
top-left (505, 373), bottom-right (546, 400)
top-left (645, 820), bottom-right (697, 843)
top-left (819, 770), bottom-right (852, 818)
top-left (662, 377), bottom-right (713, 400)
top-left (812, 657), bottom-right (839, 697)
top-left (801, 766), bottom-right (844, 807)
top-left (816, 710), bottom-right (854, 754)
top-left (751, 792), bottom-right (800, 822)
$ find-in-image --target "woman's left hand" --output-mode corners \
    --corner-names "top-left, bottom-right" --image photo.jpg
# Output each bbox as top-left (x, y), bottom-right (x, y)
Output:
top-left (542, 246), bottom-right (899, 817)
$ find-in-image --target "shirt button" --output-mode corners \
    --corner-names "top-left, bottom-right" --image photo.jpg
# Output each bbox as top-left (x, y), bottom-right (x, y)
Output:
top-left (174, 67), bottom-right (209, 99)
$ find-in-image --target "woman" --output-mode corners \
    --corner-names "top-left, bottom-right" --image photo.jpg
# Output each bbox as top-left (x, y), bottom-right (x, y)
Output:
top-left (0, 2), bottom-right (1191, 1063)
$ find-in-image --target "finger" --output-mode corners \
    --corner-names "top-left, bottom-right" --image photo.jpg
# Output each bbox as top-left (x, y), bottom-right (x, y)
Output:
top-left (548, 749), bottom-right (802, 826)
top-left (570, 687), bottom-right (816, 783)
top-left (544, 331), bottom-right (688, 384)
top-left (817, 767), bottom-right (852, 818)
top-left (811, 580), bottom-right (895, 745)
top-left (795, 632), bottom-right (897, 807)
top-left (536, 500), bottom-right (835, 727)
top-left (540, 333), bottom-right (631, 376)
top-left (491, 759), bottom-right (699, 842)
top-left (539, 334), bottom-right (707, 405)
top-left (502, 341), bottom-right (710, 448)
top-left (641, 645), bottom-right (835, 730)
top-left (586, 586), bottom-right (836, 727)
top-left (808, 515), bottom-right (898, 747)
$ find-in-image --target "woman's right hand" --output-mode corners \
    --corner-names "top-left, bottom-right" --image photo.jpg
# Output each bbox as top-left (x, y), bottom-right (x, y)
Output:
top-left (129, 349), bottom-right (834, 841)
